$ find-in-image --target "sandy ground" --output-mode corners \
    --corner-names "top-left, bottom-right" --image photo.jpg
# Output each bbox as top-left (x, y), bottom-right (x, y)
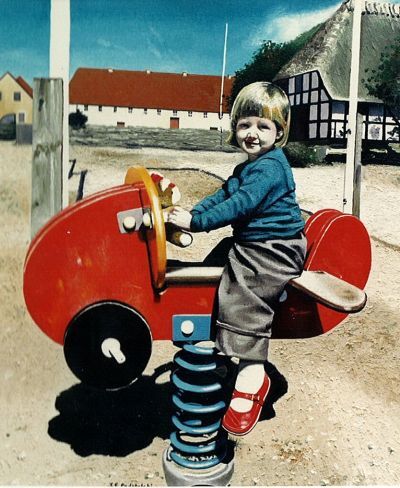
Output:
top-left (1, 140), bottom-right (400, 486)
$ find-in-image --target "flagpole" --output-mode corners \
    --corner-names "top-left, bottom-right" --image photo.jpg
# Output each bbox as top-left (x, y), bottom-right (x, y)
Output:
top-left (219, 23), bottom-right (228, 120)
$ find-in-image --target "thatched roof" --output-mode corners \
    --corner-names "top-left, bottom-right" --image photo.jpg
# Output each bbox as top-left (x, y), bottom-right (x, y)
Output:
top-left (274, 1), bottom-right (400, 102)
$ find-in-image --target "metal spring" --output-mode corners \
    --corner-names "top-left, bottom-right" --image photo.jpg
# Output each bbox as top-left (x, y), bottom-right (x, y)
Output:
top-left (170, 342), bottom-right (228, 470)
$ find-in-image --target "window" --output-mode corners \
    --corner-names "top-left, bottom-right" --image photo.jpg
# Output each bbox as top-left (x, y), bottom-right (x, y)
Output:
top-left (311, 72), bottom-right (319, 89)
top-left (188, 111), bottom-right (192, 117)
top-left (18, 112), bottom-right (25, 123)
top-left (386, 125), bottom-right (399, 141)
top-left (303, 73), bottom-right (310, 91)
top-left (332, 101), bottom-right (346, 120)
top-left (310, 90), bottom-right (319, 103)
top-left (0, 92), bottom-right (2, 101)
top-left (128, 107), bottom-right (133, 113)
top-left (203, 112), bottom-right (208, 118)
top-left (332, 121), bottom-right (346, 139)
top-left (173, 110), bottom-right (178, 116)
top-left (368, 124), bottom-right (383, 140)
top-left (84, 105), bottom-right (88, 111)
top-left (157, 109), bottom-right (161, 115)
top-left (320, 122), bottom-right (329, 138)
top-left (98, 105), bottom-right (102, 112)
top-left (310, 105), bottom-right (318, 121)
top-left (144, 108), bottom-right (148, 115)
top-left (295, 94), bottom-right (301, 105)
top-left (288, 77), bottom-right (295, 94)
top-left (320, 103), bottom-right (330, 120)
top-left (309, 123), bottom-right (317, 139)
top-left (320, 90), bottom-right (329, 102)
top-left (14, 92), bottom-right (21, 101)
top-left (114, 107), bottom-right (118, 113)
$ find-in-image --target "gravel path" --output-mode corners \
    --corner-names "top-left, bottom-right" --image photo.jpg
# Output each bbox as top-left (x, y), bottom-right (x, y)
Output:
top-left (1, 141), bottom-right (399, 486)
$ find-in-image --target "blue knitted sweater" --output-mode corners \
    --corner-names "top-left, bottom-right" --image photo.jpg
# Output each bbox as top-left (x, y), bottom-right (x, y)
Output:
top-left (190, 147), bottom-right (304, 241)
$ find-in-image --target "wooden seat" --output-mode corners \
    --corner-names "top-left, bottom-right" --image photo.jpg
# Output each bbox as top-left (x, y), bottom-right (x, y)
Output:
top-left (165, 265), bottom-right (366, 314)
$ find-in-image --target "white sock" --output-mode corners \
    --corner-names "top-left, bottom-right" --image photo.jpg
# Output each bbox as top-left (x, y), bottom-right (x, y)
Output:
top-left (230, 360), bottom-right (265, 412)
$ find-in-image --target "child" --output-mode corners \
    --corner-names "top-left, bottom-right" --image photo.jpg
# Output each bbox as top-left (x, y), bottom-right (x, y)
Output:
top-left (168, 81), bottom-right (306, 436)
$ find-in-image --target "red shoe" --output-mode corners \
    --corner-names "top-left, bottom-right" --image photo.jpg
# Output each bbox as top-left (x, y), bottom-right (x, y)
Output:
top-left (222, 372), bottom-right (271, 436)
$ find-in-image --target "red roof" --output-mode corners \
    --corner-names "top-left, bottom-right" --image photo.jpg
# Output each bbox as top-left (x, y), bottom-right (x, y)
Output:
top-left (69, 68), bottom-right (233, 113)
top-left (16, 76), bottom-right (33, 98)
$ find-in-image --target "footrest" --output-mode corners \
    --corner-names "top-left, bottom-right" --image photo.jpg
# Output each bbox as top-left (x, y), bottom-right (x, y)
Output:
top-left (290, 270), bottom-right (367, 313)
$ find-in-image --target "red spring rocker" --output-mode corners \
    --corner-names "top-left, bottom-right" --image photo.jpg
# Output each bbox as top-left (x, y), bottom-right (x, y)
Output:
top-left (23, 167), bottom-right (372, 390)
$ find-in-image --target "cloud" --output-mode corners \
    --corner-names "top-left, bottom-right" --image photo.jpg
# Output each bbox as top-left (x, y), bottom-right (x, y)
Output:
top-left (146, 39), bottom-right (163, 60)
top-left (94, 37), bottom-right (136, 58)
top-left (145, 25), bottom-right (169, 62)
top-left (97, 38), bottom-right (112, 48)
top-left (148, 25), bottom-right (163, 43)
top-left (249, 3), bottom-right (340, 46)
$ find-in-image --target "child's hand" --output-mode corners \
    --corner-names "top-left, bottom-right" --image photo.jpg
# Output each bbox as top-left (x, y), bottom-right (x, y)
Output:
top-left (167, 206), bottom-right (192, 231)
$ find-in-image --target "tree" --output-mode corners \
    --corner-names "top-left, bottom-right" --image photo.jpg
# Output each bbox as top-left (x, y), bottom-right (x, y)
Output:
top-left (229, 24), bottom-right (322, 107)
top-left (69, 109), bottom-right (88, 129)
top-left (363, 36), bottom-right (400, 138)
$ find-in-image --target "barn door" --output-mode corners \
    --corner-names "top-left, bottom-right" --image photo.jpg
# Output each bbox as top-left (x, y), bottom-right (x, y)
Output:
top-left (170, 117), bottom-right (179, 129)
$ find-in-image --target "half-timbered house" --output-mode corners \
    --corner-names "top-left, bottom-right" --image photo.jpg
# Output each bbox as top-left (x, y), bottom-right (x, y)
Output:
top-left (274, 0), bottom-right (400, 145)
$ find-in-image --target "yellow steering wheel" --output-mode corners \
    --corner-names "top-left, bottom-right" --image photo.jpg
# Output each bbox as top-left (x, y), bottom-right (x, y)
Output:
top-left (125, 167), bottom-right (166, 290)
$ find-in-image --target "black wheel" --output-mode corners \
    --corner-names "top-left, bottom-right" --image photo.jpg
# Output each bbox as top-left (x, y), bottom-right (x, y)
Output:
top-left (64, 301), bottom-right (152, 390)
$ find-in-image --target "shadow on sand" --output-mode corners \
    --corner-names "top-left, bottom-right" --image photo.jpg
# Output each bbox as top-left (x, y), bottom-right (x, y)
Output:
top-left (48, 359), bottom-right (288, 457)
top-left (48, 362), bottom-right (174, 457)
top-left (260, 362), bottom-right (289, 421)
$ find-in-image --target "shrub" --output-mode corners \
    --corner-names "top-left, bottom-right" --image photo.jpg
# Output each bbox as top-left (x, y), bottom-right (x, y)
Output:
top-left (69, 109), bottom-right (88, 129)
top-left (283, 142), bottom-right (326, 167)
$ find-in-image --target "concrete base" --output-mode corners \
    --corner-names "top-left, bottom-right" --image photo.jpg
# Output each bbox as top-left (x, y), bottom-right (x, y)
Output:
top-left (162, 447), bottom-right (234, 486)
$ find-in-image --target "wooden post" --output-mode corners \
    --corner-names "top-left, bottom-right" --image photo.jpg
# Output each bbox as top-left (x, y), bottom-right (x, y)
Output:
top-left (31, 79), bottom-right (63, 239)
top-left (352, 112), bottom-right (363, 218)
top-left (50, 0), bottom-right (70, 208)
top-left (343, 0), bottom-right (362, 214)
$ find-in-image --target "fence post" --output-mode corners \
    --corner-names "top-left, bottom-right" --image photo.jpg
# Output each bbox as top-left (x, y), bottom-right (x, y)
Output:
top-left (31, 78), bottom-right (63, 239)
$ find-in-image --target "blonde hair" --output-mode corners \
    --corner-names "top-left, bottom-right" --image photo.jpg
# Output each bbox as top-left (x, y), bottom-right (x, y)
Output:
top-left (228, 81), bottom-right (291, 147)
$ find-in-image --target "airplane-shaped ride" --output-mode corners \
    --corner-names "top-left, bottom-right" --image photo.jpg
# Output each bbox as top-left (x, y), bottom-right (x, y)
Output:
top-left (23, 166), bottom-right (371, 484)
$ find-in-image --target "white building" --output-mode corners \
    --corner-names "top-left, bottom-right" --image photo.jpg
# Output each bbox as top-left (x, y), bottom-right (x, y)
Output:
top-left (69, 68), bottom-right (233, 130)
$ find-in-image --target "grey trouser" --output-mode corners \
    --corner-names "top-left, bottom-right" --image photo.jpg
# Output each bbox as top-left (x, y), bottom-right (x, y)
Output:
top-left (206, 235), bottom-right (306, 361)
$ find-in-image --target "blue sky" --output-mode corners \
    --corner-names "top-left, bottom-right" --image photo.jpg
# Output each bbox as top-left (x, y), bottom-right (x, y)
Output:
top-left (1, 0), bottom-right (341, 84)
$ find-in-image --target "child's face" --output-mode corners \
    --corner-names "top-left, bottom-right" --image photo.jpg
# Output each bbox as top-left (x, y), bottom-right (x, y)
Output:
top-left (235, 116), bottom-right (281, 160)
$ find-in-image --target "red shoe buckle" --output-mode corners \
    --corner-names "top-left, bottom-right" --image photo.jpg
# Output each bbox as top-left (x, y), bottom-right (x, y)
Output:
top-left (222, 372), bottom-right (271, 436)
